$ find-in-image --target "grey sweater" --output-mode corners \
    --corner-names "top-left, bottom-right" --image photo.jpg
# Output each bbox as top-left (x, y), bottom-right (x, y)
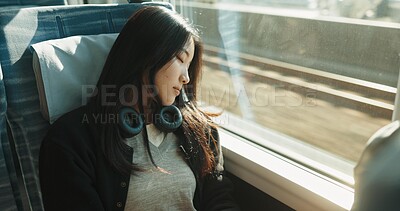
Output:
top-left (124, 124), bottom-right (196, 211)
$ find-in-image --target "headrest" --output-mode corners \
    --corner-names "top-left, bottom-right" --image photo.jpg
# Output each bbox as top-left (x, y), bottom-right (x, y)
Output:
top-left (30, 33), bottom-right (118, 124)
top-left (0, 0), bottom-right (66, 6)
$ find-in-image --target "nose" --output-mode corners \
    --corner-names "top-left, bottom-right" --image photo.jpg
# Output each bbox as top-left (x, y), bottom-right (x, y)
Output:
top-left (180, 69), bottom-right (190, 84)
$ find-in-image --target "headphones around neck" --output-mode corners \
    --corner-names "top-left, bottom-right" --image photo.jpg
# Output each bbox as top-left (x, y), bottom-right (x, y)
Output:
top-left (118, 105), bottom-right (183, 138)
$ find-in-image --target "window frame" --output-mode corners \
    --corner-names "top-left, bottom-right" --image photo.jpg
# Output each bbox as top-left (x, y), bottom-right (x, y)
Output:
top-left (220, 128), bottom-right (354, 210)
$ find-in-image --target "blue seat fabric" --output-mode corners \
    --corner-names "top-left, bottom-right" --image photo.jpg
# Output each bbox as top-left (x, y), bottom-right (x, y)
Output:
top-left (0, 0), bottom-right (66, 6)
top-left (0, 64), bottom-right (19, 211)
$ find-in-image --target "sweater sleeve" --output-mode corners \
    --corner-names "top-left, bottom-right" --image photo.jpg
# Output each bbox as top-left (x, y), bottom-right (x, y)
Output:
top-left (39, 139), bottom-right (105, 211)
top-left (202, 129), bottom-right (240, 211)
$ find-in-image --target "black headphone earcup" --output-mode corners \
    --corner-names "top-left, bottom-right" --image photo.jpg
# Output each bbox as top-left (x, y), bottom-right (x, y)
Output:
top-left (118, 107), bottom-right (144, 138)
top-left (154, 105), bottom-right (183, 133)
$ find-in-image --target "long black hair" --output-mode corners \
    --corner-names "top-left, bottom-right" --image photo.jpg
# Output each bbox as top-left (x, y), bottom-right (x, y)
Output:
top-left (88, 6), bottom-right (218, 178)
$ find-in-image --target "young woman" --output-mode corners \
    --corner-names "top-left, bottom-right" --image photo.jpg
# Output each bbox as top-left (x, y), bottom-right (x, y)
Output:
top-left (39, 6), bottom-right (239, 211)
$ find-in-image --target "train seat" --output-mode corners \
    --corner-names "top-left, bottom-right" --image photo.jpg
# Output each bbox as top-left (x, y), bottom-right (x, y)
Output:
top-left (352, 120), bottom-right (400, 210)
top-left (0, 2), bottom-right (171, 210)
top-left (0, 63), bottom-right (18, 210)
top-left (0, 2), bottom-right (68, 211)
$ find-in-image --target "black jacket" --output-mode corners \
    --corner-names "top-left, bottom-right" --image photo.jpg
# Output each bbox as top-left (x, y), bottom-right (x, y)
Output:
top-left (39, 106), bottom-right (239, 211)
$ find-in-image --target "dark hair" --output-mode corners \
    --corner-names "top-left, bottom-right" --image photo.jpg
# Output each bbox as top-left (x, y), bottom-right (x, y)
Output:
top-left (87, 6), bottom-right (218, 178)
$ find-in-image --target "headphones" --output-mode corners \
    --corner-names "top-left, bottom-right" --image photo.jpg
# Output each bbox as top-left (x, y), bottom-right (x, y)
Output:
top-left (118, 105), bottom-right (183, 138)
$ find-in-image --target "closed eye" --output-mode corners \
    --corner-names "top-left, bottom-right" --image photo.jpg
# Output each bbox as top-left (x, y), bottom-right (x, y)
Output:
top-left (176, 55), bottom-right (184, 63)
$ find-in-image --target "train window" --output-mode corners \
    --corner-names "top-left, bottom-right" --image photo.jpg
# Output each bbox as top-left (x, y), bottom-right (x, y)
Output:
top-left (173, 0), bottom-right (400, 188)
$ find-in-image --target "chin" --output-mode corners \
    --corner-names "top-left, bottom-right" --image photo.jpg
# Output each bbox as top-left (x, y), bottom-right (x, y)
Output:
top-left (161, 99), bottom-right (174, 106)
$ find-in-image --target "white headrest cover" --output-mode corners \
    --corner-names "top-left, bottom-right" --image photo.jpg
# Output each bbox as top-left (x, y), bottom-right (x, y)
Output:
top-left (31, 33), bottom-right (118, 124)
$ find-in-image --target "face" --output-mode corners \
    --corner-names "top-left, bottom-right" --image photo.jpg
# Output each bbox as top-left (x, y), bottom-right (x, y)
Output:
top-left (154, 37), bottom-right (195, 106)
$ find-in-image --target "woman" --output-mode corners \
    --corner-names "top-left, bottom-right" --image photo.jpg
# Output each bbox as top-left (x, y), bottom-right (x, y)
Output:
top-left (39, 6), bottom-right (239, 211)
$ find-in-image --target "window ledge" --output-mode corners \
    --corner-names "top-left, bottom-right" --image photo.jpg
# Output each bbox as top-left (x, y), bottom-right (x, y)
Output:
top-left (220, 129), bottom-right (354, 211)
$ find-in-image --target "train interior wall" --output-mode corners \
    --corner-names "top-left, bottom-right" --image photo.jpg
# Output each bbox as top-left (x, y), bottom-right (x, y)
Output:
top-left (226, 171), bottom-right (294, 211)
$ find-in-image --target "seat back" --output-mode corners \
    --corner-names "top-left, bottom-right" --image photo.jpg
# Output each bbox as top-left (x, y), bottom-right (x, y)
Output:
top-left (0, 1), bottom-right (69, 209)
top-left (0, 0), bottom-right (66, 11)
top-left (0, 64), bottom-right (19, 211)
top-left (0, 0), bottom-right (66, 6)
top-left (0, 2), bottom-right (172, 210)
top-left (352, 120), bottom-right (400, 210)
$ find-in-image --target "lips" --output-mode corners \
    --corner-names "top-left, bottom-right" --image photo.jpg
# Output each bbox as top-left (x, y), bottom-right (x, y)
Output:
top-left (173, 87), bottom-right (181, 96)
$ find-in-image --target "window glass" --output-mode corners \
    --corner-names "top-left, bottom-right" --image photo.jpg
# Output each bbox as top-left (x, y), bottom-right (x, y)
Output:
top-left (176, 0), bottom-right (400, 182)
